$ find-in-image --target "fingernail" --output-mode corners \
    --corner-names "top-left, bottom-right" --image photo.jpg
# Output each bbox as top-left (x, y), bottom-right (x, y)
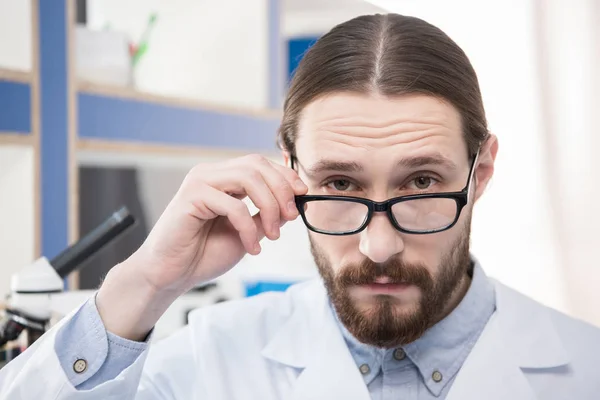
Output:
top-left (254, 241), bottom-right (261, 254)
top-left (272, 222), bottom-right (280, 238)
top-left (288, 201), bottom-right (298, 216)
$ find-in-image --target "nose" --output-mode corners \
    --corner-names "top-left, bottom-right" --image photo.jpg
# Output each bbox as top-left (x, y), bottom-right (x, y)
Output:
top-left (358, 212), bottom-right (405, 263)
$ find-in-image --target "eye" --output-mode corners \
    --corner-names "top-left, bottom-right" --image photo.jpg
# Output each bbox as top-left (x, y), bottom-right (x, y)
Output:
top-left (408, 176), bottom-right (437, 190)
top-left (326, 179), bottom-right (357, 192)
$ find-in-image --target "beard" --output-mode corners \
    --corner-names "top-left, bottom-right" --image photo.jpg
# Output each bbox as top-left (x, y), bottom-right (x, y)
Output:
top-left (310, 216), bottom-right (472, 349)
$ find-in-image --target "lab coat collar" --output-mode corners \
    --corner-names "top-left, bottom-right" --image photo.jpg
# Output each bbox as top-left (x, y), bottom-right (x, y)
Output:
top-left (262, 276), bottom-right (570, 400)
top-left (491, 279), bottom-right (570, 369)
top-left (261, 279), bottom-right (371, 399)
top-left (446, 279), bottom-right (570, 400)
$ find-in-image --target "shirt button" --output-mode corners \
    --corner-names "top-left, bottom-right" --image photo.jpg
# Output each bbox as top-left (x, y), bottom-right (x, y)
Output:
top-left (359, 363), bottom-right (371, 375)
top-left (432, 370), bottom-right (443, 382)
top-left (73, 359), bottom-right (87, 374)
top-left (393, 348), bottom-right (406, 361)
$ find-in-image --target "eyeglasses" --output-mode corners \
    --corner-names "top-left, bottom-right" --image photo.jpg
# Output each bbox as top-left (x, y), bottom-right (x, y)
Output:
top-left (291, 150), bottom-right (479, 236)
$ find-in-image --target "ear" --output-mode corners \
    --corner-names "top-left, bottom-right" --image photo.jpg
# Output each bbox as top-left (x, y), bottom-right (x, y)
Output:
top-left (474, 134), bottom-right (499, 202)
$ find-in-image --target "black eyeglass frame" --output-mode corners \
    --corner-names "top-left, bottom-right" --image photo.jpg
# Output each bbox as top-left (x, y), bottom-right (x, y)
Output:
top-left (291, 150), bottom-right (480, 236)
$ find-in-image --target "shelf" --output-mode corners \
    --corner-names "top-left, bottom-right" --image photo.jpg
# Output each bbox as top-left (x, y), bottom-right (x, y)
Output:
top-left (0, 80), bottom-right (31, 133)
top-left (77, 82), bottom-right (283, 152)
top-left (0, 132), bottom-right (34, 146)
top-left (0, 68), bottom-right (31, 84)
top-left (77, 137), bottom-right (250, 156)
top-left (77, 138), bottom-right (278, 169)
top-left (78, 80), bottom-right (282, 120)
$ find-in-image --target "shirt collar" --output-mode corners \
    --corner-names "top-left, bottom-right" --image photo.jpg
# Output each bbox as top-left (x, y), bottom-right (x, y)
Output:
top-left (334, 256), bottom-right (497, 396)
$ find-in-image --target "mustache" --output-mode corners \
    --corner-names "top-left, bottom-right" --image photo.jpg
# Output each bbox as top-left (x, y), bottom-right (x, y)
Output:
top-left (337, 257), bottom-right (433, 290)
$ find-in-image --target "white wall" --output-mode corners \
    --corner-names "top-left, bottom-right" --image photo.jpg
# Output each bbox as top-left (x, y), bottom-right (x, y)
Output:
top-left (87, 0), bottom-right (272, 109)
top-left (283, 0), bottom-right (385, 37)
top-left (0, 0), bottom-right (32, 71)
top-left (0, 1), bottom-right (35, 300)
top-left (535, 0), bottom-right (600, 325)
top-left (0, 146), bottom-right (35, 299)
top-left (363, 0), bottom-right (567, 312)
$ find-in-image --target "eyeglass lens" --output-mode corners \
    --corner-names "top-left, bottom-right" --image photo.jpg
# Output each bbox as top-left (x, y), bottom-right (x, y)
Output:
top-left (303, 197), bottom-right (458, 233)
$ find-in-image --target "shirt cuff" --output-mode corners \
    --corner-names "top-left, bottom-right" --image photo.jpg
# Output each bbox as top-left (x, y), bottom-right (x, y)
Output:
top-left (54, 293), bottom-right (150, 389)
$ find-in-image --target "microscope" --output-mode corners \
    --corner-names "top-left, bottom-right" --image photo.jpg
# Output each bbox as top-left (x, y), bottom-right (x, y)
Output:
top-left (0, 207), bottom-right (135, 358)
top-left (0, 206), bottom-right (245, 367)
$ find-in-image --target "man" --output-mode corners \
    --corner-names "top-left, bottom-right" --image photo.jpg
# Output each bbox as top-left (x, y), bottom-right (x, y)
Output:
top-left (1, 13), bottom-right (599, 400)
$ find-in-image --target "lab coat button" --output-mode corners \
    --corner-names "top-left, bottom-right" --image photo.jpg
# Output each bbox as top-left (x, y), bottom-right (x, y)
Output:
top-left (359, 363), bottom-right (370, 375)
top-left (73, 359), bottom-right (87, 374)
top-left (432, 370), bottom-right (443, 382)
top-left (393, 348), bottom-right (406, 360)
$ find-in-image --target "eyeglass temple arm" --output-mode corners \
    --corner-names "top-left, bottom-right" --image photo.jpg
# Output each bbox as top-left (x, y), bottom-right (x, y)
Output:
top-left (465, 148), bottom-right (481, 196)
top-left (290, 155), bottom-right (301, 172)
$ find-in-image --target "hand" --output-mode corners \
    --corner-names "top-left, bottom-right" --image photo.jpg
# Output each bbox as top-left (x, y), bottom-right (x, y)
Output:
top-left (96, 154), bottom-right (307, 340)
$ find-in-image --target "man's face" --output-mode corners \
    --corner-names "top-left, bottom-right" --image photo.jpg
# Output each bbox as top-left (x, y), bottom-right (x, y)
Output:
top-left (292, 93), bottom-right (495, 348)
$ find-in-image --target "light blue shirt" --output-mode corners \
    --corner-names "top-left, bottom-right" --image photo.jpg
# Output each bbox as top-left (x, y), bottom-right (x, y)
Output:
top-left (336, 261), bottom-right (496, 399)
top-left (54, 260), bottom-right (495, 396)
top-left (54, 295), bottom-right (149, 390)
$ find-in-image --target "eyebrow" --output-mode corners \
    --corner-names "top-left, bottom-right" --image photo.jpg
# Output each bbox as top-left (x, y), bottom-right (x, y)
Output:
top-left (305, 160), bottom-right (364, 176)
top-left (396, 154), bottom-right (458, 171)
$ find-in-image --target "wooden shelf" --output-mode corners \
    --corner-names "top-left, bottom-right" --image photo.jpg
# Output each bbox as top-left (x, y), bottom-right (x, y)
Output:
top-left (77, 137), bottom-right (265, 157)
top-left (0, 68), bottom-right (31, 84)
top-left (0, 132), bottom-right (34, 146)
top-left (77, 80), bottom-right (282, 120)
top-left (77, 138), bottom-right (281, 168)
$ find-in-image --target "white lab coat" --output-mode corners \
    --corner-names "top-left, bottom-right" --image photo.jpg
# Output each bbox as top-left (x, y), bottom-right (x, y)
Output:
top-left (1, 277), bottom-right (599, 400)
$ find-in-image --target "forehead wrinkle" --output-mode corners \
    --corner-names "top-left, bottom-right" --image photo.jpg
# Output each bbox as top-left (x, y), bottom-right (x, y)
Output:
top-left (314, 129), bottom-right (454, 150)
top-left (314, 113), bottom-right (458, 131)
top-left (316, 125), bottom-right (454, 144)
top-left (295, 93), bottom-right (465, 157)
top-left (305, 112), bottom-right (460, 145)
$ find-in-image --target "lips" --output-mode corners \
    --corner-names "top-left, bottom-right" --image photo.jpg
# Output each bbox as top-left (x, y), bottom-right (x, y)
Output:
top-left (373, 276), bottom-right (407, 285)
top-left (373, 276), bottom-right (392, 284)
top-left (359, 276), bottom-right (413, 294)
top-left (361, 282), bottom-right (413, 294)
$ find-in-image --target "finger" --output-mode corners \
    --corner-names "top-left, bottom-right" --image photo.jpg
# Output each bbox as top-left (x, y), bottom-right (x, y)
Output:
top-left (250, 210), bottom-right (290, 250)
top-left (194, 155), bottom-right (303, 239)
top-left (199, 165), bottom-right (282, 240)
top-left (256, 161), bottom-right (304, 223)
top-left (192, 184), bottom-right (261, 255)
top-left (241, 169), bottom-right (283, 240)
top-left (269, 160), bottom-right (308, 196)
top-left (235, 211), bottom-right (286, 255)
top-left (227, 155), bottom-right (292, 238)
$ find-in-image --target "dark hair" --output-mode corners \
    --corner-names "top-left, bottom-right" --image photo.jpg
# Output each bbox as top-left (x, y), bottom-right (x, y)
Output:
top-left (278, 13), bottom-right (489, 159)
